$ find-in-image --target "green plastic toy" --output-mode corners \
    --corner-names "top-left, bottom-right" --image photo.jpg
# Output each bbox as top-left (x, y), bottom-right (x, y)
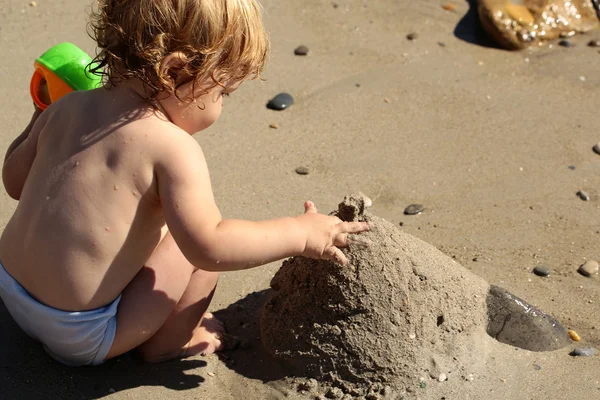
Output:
top-left (30, 42), bottom-right (102, 109)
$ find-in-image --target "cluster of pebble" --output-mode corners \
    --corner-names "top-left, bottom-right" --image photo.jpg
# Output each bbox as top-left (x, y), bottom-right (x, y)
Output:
top-left (533, 141), bottom-right (599, 355)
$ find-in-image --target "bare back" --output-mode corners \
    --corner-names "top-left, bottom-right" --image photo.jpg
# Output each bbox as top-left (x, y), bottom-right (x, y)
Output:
top-left (0, 88), bottom-right (177, 311)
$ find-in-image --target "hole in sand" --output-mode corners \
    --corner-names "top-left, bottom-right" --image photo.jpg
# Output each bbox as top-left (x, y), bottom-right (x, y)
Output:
top-left (436, 315), bottom-right (445, 327)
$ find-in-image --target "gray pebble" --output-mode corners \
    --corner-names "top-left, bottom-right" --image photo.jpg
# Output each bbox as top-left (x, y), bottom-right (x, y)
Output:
top-left (588, 40), bottom-right (600, 47)
top-left (568, 165), bottom-right (576, 170)
top-left (404, 204), bottom-right (424, 215)
top-left (357, 191), bottom-right (373, 208)
top-left (533, 266), bottom-right (550, 277)
top-left (294, 45), bottom-right (309, 56)
top-left (406, 32), bottom-right (418, 40)
top-left (295, 166), bottom-right (310, 175)
top-left (577, 190), bottom-right (590, 201)
top-left (559, 39), bottom-right (574, 47)
top-left (570, 347), bottom-right (598, 357)
top-left (438, 42), bottom-right (446, 47)
top-left (267, 93), bottom-right (294, 111)
top-left (533, 363), bottom-right (541, 370)
top-left (578, 260), bottom-right (599, 277)
top-left (593, 143), bottom-right (600, 155)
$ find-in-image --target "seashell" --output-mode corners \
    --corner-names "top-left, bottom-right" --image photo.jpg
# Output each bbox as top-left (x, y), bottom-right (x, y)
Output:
top-left (568, 329), bottom-right (581, 342)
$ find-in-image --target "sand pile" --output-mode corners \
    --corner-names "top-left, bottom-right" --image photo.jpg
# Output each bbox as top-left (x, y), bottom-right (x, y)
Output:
top-left (260, 196), bottom-right (571, 397)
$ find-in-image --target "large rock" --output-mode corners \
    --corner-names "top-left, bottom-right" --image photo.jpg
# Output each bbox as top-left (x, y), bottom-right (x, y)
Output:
top-left (477, 0), bottom-right (600, 50)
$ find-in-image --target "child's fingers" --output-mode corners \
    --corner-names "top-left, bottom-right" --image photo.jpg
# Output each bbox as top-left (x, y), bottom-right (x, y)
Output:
top-left (304, 200), bottom-right (318, 214)
top-left (323, 246), bottom-right (348, 266)
top-left (334, 233), bottom-right (372, 248)
top-left (336, 221), bottom-right (370, 234)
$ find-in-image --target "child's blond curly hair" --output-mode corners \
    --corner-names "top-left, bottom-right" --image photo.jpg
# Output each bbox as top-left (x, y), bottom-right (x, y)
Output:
top-left (88, 0), bottom-right (269, 101)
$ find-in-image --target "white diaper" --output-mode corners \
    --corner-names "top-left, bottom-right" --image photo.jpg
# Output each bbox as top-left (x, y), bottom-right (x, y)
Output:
top-left (0, 260), bottom-right (120, 366)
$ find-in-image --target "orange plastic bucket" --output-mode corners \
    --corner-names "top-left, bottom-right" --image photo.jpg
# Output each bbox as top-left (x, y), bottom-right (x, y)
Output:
top-left (30, 63), bottom-right (74, 110)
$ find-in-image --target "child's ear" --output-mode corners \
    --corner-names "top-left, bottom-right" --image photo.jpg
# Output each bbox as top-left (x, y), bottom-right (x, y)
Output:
top-left (159, 52), bottom-right (190, 84)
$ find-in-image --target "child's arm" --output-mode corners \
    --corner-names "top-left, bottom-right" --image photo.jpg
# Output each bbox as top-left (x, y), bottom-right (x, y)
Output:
top-left (155, 133), bottom-right (369, 272)
top-left (3, 108), bottom-right (46, 200)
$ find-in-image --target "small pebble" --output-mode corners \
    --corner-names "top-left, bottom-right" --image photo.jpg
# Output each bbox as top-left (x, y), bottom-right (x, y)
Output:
top-left (588, 40), bottom-right (600, 47)
top-left (568, 165), bottom-right (576, 170)
top-left (406, 32), bottom-right (418, 40)
top-left (533, 364), bottom-right (541, 370)
top-left (438, 42), bottom-right (446, 47)
top-left (578, 260), bottom-right (599, 277)
top-left (357, 191), bottom-right (373, 208)
top-left (30, 1), bottom-right (37, 6)
top-left (568, 329), bottom-right (581, 342)
top-left (207, 372), bottom-right (216, 377)
top-left (570, 347), bottom-right (598, 357)
top-left (533, 266), bottom-right (550, 277)
top-left (577, 190), bottom-right (590, 201)
top-left (442, 3), bottom-right (457, 12)
top-left (593, 143), bottom-right (600, 155)
top-left (269, 123), bottom-right (279, 129)
top-left (404, 204), bottom-right (424, 215)
top-left (579, 76), bottom-right (587, 82)
top-left (438, 373), bottom-right (448, 382)
top-left (294, 45), bottom-right (310, 56)
top-left (267, 93), bottom-right (294, 111)
top-left (558, 39), bottom-right (574, 47)
top-left (295, 166), bottom-right (310, 175)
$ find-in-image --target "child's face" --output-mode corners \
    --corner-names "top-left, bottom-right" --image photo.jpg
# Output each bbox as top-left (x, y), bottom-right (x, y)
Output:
top-left (161, 79), bottom-right (241, 134)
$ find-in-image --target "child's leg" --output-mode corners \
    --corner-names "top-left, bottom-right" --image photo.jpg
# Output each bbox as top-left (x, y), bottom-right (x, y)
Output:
top-left (104, 231), bottom-right (222, 363)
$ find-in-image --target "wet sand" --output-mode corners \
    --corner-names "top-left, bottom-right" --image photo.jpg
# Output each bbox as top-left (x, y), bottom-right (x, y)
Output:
top-left (1, 0), bottom-right (599, 399)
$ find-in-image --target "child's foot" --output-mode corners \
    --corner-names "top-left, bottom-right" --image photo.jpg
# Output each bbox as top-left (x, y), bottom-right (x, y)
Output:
top-left (182, 312), bottom-right (225, 357)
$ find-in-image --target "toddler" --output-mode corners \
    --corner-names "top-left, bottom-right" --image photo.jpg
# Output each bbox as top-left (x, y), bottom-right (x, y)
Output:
top-left (0, 0), bottom-right (369, 366)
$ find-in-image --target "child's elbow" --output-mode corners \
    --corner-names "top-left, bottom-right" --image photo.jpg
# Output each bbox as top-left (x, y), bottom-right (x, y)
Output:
top-left (2, 174), bottom-right (22, 200)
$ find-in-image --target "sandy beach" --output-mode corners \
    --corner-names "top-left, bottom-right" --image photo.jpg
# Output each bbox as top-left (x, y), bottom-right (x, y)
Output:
top-left (1, 0), bottom-right (600, 399)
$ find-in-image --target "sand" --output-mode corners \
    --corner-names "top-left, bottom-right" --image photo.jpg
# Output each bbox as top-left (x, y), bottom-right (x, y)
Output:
top-left (1, 0), bottom-right (600, 399)
top-left (260, 196), bottom-right (573, 399)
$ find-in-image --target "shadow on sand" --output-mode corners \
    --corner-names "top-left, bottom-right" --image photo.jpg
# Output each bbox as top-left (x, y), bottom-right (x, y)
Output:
top-left (0, 301), bottom-right (209, 400)
top-left (1, 289), bottom-right (291, 400)
top-left (454, 0), bottom-right (502, 49)
top-left (213, 289), bottom-right (293, 383)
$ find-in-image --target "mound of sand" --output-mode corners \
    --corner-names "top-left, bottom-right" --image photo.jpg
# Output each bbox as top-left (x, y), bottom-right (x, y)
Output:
top-left (260, 196), bottom-right (571, 396)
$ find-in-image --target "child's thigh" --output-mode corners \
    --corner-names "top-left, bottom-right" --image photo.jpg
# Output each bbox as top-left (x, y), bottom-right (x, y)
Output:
top-left (106, 231), bottom-right (195, 358)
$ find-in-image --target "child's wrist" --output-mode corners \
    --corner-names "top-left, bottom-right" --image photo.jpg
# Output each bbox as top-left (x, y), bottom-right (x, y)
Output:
top-left (289, 216), bottom-right (309, 256)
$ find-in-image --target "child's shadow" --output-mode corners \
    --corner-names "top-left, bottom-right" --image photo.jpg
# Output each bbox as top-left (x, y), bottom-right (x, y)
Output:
top-left (0, 302), bottom-right (208, 399)
top-left (213, 289), bottom-right (292, 383)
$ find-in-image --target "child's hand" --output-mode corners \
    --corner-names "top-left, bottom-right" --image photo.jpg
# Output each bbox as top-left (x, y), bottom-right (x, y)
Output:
top-left (296, 200), bottom-right (370, 266)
